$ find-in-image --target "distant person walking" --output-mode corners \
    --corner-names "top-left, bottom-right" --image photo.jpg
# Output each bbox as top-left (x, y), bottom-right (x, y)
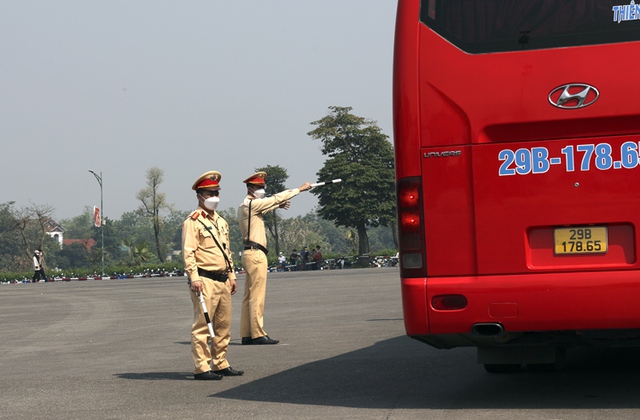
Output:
top-left (278, 252), bottom-right (287, 271)
top-left (289, 249), bottom-right (300, 271)
top-left (31, 250), bottom-right (48, 283)
top-left (313, 245), bottom-right (324, 270)
top-left (237, 171), bottom-right (312, 345)
top-left (301, 246), bottom-right (310, 270)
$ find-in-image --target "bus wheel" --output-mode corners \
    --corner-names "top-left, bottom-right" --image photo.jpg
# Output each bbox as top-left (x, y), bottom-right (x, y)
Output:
top-left (483, 363), bottom-right (521, 373)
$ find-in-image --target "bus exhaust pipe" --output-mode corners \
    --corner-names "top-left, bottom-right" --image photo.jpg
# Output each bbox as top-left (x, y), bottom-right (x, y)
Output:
top-left (471, 323), bottom-right (505, 337)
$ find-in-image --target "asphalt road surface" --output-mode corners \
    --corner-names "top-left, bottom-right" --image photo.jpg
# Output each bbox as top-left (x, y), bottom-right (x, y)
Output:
top-left (1, 268), bottom-right (639, 420)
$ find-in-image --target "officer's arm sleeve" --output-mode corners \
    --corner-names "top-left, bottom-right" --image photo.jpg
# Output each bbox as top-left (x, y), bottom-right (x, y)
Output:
top-left (182, 220), bottom-right (202, 282)
top-left (251, 189), bottom-right (300, 213)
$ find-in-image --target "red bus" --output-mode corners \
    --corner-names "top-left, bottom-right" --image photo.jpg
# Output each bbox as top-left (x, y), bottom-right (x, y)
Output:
top-left (393, 0), bottom-right (640, 371)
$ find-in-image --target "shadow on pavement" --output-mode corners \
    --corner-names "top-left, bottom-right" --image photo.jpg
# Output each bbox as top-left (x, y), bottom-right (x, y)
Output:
top-left (209, 336), bottom-right (640, 410)
top-left (115, 372), bottom-right (193, 381)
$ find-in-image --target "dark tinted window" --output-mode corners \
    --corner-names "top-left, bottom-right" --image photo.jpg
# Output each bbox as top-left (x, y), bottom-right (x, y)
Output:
top-left (421, 0), bottom-right (640, 53)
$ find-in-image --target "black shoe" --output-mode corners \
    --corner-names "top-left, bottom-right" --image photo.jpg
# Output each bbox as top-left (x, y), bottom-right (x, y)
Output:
top-left (214, 367), bottom-right (244, 376)
top-left (252, 335), bottom-right (279, 345)
top-left (241, 337), bottom-right (253, 345)
top-left (194, 371), bottom-right (223, 381)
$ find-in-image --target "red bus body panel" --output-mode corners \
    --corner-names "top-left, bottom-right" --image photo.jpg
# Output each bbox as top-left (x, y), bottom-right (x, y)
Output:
top-left (394, 0), bottom-right (640, 348)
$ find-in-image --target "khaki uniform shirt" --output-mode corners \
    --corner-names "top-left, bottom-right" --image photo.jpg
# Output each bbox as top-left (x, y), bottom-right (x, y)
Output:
top-left (237, 189), bottom-right (300, 248)
top-left (182, 209), bottom-right (236, 282)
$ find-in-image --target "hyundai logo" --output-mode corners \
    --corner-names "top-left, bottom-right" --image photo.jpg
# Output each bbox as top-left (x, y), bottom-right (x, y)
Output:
top-left (548, 84), bottom-right (599, 109)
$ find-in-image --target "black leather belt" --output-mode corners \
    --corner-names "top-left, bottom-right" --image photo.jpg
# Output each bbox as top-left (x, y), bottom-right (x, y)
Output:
top-left (197, 267), bottom-right (228, 282)
top-left (244, 240), bottom-right (268, 255)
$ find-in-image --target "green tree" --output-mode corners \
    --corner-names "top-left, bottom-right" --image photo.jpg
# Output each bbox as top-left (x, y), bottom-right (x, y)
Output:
top-left (274, 214), bottom-right (322, 257)
top-left (0, 202), bottom-right (64, 272)
top-left (133, 241), bottom-right (155, 264)
top-left (115, 211), bottom-right (156, 265)
top-left (115, 211), bottom-right (154, 246)
top-left (304, 211), bottom-right (354, 255)
top-left (60, 208), bottom-right (122, 270)
top-left (56, 242), bottom-right (91, 270)
top-left (100, 216), bottom-right (127, 265)
top-left (136, 167), bottom-right (173, 262)
top-left (60, 208), bottom-right (93, 240)
top-left (11, 203), bottom-right (57, 270)
top-left (255, 165), bottom-right (288, 255)
top-left (162, 209), bottom-right (190, 262)
top-left (0, 202), bottom-right (22, 271)
top-left (307, 106), bottom-right (396, 255)
top-left (366, 224), bottom-right (398, 254)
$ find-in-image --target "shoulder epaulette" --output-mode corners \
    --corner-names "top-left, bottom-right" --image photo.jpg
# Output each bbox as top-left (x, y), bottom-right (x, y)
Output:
top-left (189, 211), bottom-right (200, 220)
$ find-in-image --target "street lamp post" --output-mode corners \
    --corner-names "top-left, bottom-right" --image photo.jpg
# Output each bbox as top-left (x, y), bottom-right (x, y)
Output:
top-left (88, 170), bottom-right (104, 277)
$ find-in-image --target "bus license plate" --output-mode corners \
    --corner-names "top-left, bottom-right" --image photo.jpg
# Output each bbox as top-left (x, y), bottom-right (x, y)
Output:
top-left (554, 226), bottom-right (608, 255)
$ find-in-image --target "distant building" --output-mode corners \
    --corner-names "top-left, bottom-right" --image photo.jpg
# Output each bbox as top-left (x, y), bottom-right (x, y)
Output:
top-left (45, 219), bottom-right (97, 252)
top-left (45, 219), bottom-right (65, 247)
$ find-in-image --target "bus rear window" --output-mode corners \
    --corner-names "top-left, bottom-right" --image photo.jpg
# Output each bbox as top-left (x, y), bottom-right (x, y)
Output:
top-left (420, 0), bottom-right (640, 53)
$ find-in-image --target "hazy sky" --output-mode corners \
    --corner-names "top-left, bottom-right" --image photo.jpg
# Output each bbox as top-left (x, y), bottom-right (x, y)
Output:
top-left (1, 1), bottom-right (396, 222)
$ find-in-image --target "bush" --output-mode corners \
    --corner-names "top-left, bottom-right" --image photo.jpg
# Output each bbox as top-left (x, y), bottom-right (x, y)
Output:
top-left (370, 249), bottom-right (398, 257)
top-left (0, 261), bottom-right (186, 282)
top-left (0, 271), bottom-right (30, 282)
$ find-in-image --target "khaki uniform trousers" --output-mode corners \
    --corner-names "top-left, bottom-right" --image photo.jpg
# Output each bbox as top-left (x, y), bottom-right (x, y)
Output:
top-left (240, 249), bottom-right (268, 339)
top-left (189, 277), bottom-right (232, 374)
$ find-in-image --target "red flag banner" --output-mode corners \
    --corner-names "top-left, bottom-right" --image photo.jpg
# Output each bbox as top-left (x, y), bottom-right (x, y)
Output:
top-left (93, 206), bottom-right (101, 227)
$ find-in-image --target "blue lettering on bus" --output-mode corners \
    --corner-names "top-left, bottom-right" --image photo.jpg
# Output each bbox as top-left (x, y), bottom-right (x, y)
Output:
top-left (613, 1), bottom-right (640, 23)
top-left (498, 141), bottom-right (640, 176)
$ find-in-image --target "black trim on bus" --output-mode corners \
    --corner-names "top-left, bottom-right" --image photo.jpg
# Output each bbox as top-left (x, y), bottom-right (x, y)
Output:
top-left (420, 0), bottom-right (640, 54)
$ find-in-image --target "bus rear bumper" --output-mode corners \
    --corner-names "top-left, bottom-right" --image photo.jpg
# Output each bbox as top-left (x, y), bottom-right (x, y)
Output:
top-left (401, 270), bottom-right (640, 349)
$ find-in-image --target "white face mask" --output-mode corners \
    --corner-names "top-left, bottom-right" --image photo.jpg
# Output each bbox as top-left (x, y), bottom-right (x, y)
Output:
top-left (203, 196), bottom-right (220, 211)
top-left (253, 188), bottom-right (265, 199)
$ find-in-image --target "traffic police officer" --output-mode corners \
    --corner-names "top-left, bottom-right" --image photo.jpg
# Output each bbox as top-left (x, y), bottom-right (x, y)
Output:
top-left (237, 171), bottom-right (312, 344)
top-left (182, 170), bottom-right (244, 380)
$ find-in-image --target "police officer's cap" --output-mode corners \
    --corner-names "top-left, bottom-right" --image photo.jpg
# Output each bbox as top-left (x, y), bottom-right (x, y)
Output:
top-left (243, 171), bottom-right (267, 185)
top-left (192, 171), bottom-right (222, 191)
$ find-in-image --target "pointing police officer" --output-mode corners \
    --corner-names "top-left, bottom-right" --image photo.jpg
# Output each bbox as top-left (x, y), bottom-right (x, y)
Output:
top-left (182, 170), bottom-right (244, 380)
top-left (237, 171), bottom-right (312, 345)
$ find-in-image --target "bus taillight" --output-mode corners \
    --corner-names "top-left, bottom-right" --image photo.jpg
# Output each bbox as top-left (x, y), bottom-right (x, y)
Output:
top-left (400, 211), bottom-right (420, 232)
top-left (397, 176), bottom-right (427, 277)
top-left (398, 183), bottom-right (420, 208)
